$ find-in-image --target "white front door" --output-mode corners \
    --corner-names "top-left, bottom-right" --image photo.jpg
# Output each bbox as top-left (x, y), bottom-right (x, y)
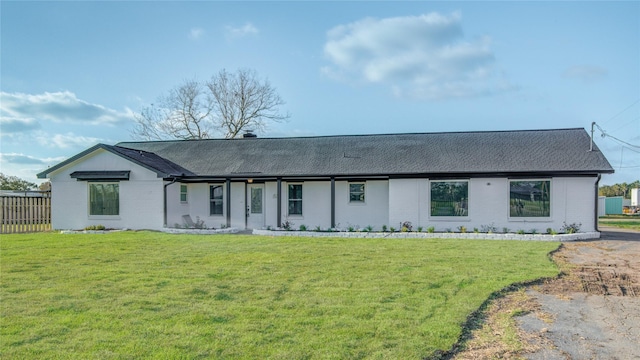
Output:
top-left (247, 184), bottom-right (265, 229)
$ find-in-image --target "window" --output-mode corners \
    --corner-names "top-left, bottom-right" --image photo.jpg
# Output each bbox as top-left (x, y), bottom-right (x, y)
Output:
top-left (180, 184), bottom-right (188, 203)
top-left (510, 180), bottom-right (550, 217)
top-left (430, 180), bottom-right (468, 216)
top-left (349, 183), bottom-right (365, 203)
top-left (210, 185), bottom-right (223, 215)
top-left (251, 187), bottom-right (263, 214)
top-left (288, 184), bottom-right (302, 215)
top-left (89, 183), bottom-right (119, 216)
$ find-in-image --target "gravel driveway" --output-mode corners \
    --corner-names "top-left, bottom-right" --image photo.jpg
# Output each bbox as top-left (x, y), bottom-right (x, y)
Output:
top-left (518, 227), bottom-right (640, 359)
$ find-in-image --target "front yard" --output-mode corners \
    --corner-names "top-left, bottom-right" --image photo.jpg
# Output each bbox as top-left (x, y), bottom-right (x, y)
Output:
top-left (1, 232), bottom-right (559, 359)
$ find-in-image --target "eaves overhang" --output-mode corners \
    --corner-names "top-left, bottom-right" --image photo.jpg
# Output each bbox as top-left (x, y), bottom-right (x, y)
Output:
top-left (164, 169), bottom-right (612, 183)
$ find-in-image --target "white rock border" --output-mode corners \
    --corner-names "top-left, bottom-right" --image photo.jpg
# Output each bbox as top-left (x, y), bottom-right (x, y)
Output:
top-left (59, 228), bottom-right (240, 235)
top-left (253, 229), bottom-right (600, 241)
top-left (161, 227), bottom-right (240, 235)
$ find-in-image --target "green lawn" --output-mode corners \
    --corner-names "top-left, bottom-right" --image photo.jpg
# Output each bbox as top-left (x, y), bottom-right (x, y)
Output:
top-left (599, 215), bottom-right (640, 231)
top-left (1, 232), bottom-right (559, 359)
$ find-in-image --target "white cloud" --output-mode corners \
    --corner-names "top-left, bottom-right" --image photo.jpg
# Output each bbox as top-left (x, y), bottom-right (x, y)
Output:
top-left (225, 23), bottom-right (259, 39)
top-left (0, 91), bottom-right (135, 128)
top-left (0, 153), bottom-right (46, 165)
top-left (35, 132), bottom-right (102, 149)
top-left (189, 27), bottom-right (204, 40)
top-left (323, 12), bottom-right (513, 100)
top-left (563, 65), bottom-right (608, 82)
top-left (0, 117), bottom-right (41, 133)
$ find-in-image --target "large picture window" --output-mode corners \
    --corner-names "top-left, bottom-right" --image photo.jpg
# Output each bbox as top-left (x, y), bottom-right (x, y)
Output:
top-left (89, 183), bottom-right (119, 216)
top-left (210, 185), bottom-right (223, 215)
top-left (430, 181), bottom-right (468, 216)
top-left (349, 183), bottom-right (365, 203)
top-left (288, 184), bottom-right (303, 215)
top-left (510, 180), bottom-right (550, 217)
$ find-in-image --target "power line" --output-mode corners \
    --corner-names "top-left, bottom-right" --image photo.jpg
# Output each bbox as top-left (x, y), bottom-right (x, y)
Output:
top-left (594, 123), bottom-right (640, 149)
top-left (601, 99), bottom-right (640, 125)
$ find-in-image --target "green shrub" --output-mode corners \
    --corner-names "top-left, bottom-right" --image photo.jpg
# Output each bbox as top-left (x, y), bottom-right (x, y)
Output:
top-left (561, 222), bottom-right (581, 234)
top-left (84, 225), bottom-right (106, 231)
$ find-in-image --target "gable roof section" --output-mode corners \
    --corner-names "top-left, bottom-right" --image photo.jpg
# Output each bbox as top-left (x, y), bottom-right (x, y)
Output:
top-left (37, 144), bottom-right (195, 179)
top-left (112, 128), bottom-right (614, 179)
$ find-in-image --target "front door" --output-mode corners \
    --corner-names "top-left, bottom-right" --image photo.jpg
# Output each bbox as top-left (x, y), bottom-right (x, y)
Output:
top-left (247, 184), bottom-right (265, 229)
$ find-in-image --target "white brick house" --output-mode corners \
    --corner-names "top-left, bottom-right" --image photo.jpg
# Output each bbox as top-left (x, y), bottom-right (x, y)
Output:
top-left (38, 128), bottom-right (614, 233)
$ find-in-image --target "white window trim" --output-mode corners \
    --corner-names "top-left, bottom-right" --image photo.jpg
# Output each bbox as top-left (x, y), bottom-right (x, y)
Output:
top-left (428, 179), bottom-right (470, 219)
top-left (507, 179), bottom-right (552, 221)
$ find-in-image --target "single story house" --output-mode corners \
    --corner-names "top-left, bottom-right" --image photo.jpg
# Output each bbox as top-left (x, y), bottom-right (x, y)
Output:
top-left (37, 128), bottom-right (614, 233)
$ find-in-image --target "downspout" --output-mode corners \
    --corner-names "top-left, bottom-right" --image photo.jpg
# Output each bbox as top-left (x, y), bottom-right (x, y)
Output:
top-left (163, 177), bottom-right (178, 228)
top-left (595, 174), bottom-right (601, 232)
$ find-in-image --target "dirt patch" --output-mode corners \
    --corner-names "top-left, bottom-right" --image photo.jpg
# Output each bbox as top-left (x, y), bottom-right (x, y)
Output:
top-left (521, 228), bottom-right (640, 360)
top-left (538, 242), bottom-right (640, 297)
top-left (451, 227), bottom-right (640, 360)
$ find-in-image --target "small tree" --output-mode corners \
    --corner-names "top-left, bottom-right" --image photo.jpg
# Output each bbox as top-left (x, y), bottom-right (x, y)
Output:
top-left (0, 173), bottom-right (37, 191)
top-left (39, 181), bottom-right (51, 191)
top-left (132, 68), bottom-right (289, 140)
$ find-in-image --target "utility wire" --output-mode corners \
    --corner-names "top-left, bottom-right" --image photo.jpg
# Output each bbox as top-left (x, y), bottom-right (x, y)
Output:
top-left (601, 99), bottom-right (640, 125)
top-left (594, 123), bottom-right (640, 148)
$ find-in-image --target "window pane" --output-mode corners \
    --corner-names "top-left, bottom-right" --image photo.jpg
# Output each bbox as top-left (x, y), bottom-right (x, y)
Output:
top-left (210, 201), bottom-right (223, 215)
top-left (89, 183), bottom-right (119, 215)
top-left (251, 188), bottom-right (262, 214)
top-left (288, 184), bottom-right (302, 199)
top-left (210, 185), bottom-right (223, 215)
top-left (430, 181), bottom-right (468, 216)
top-left (289, 200), bottom-right (302, 215)
top-left (510, 181), bottom-right (550, 217)
top-left (349, 183), bottom-right (365, 202)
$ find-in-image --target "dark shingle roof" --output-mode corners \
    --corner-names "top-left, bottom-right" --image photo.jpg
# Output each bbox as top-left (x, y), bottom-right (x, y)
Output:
top-left (113, 128), bottom-right (613, 179)
top-left (37, 144), bottom-right (195, 179)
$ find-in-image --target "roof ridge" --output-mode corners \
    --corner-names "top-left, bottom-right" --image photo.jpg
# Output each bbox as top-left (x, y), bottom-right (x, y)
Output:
top-left (116, 128), bottom-right (586, 145)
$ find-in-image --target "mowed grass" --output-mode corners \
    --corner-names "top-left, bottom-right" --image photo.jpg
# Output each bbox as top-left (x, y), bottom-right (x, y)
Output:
top-left (1, 232), bottom-right (559, 359)
top-left (599, 215), bottom-right (640, 231)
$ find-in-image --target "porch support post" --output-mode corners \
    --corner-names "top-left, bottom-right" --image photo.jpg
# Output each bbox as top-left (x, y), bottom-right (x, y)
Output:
top-left (594, 174), bottom-right (601, 232)
top-left (277, 178), bottom-right (282, 227)
top-left (226, 178), bottom-right (231, 228)
top-left (331, 177), bottom-right (336, 229)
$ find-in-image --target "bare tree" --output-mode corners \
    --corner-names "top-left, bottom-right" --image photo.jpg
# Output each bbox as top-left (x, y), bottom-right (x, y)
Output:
top-left (207, 68), bottom-right (289, 138)
top-left (132, 79), bottom-right (214, 140)
top-left (131, 69), bottom-right (289, 140)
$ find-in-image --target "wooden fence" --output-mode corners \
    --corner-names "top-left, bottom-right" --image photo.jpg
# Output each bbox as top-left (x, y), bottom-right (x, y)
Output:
top-left (0, 195), bottom-right (51, 234)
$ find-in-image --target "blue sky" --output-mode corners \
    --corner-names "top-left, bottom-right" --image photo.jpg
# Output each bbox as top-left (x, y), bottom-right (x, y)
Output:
top-left (1, 1), bottom-right (638, 186)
